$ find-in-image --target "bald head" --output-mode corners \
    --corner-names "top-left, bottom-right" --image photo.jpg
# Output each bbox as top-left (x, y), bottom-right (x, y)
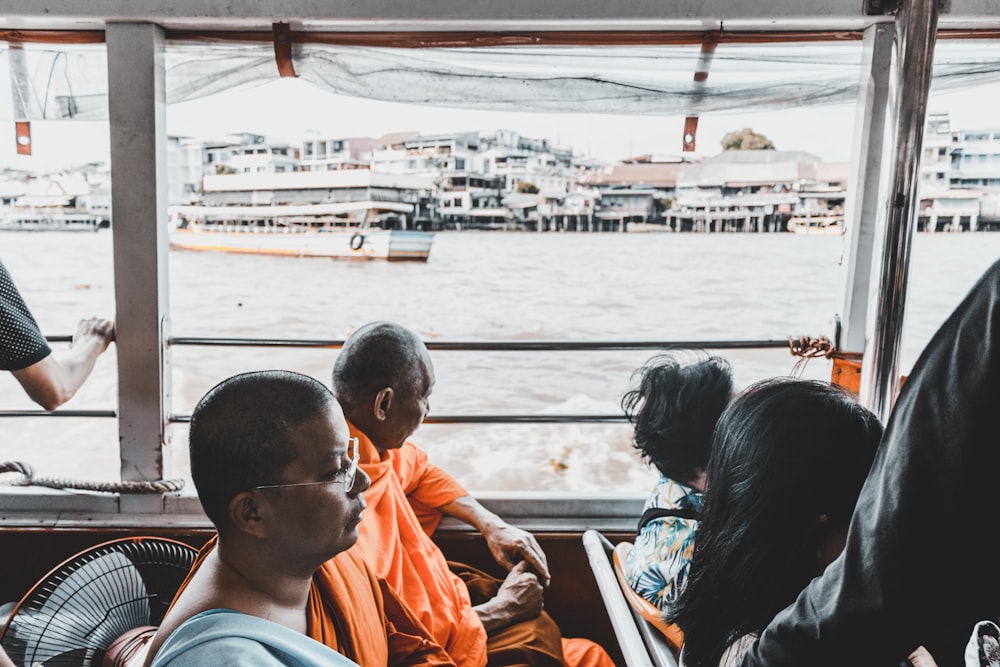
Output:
top-left (333, 322), bottom-right (430, 411)
top-left (189, 370), bottom-right (339, 530)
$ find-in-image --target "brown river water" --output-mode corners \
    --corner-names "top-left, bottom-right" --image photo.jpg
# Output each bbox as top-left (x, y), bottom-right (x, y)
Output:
top-left (1, 230), bottom-right (998, 492)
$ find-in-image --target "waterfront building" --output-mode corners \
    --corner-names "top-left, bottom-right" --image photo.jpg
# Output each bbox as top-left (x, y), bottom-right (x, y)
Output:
top-left (166, 133), bottom-right (301, 207)
top-left (673, 150), bottom-right (844, 232)
top-left (0, 164), bottom-right (110, 230)
top-left (300, 136), bottom-right (375, 171)
top-left (0, 169), bottom-right (28, 210)
top-left (476, 129), bottom-right (574, 195)
top-left (167, 136), bottom-right (206, 206)
top-left (577, 156), bottom-right (689, 230)
top-left (438, 173), bottom-right (508, 230)
top-left (372, 131), bottom-right (479, 176)
top-left (536, 189), bottom-right (600, 232)
top-left (916, 112), bottom-right (1000, 231)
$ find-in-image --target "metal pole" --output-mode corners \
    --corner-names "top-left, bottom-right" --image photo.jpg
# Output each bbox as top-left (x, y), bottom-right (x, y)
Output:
top-left (837, 23), bottom-right (894, 356)
top-left (859, 0), bottom-right (940, 424)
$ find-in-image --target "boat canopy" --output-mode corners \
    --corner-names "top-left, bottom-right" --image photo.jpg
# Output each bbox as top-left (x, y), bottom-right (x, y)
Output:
top-left (3, 37), bottom-right (1000, 121)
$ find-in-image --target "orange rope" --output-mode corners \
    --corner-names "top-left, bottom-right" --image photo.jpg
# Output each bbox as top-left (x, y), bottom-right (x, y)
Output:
top-left (788, 335), bottom-right (835, 377)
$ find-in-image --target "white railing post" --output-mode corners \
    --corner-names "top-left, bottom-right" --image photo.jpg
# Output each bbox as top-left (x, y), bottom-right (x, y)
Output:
top-left (106, 23), bottom-right (171, 500)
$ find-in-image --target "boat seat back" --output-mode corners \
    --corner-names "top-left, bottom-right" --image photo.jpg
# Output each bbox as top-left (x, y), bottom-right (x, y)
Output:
top-left (611, 541), bottom-right (684, 653)
top-left (582, 530), bottom-right (679, 667)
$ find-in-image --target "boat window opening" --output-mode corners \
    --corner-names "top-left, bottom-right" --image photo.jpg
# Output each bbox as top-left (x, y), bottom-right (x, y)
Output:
top-left (4, 31), bottom-right (1000, 506)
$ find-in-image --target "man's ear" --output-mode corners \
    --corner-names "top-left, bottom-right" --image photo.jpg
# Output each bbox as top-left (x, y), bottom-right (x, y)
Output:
top-left (373, 387), bottom-right (394, 421)
top-left (228, 491), bottom-right (268, 539)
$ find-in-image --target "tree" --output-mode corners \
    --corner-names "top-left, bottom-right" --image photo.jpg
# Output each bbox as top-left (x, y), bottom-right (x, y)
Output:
top-left (721, 128), bottom-right (775, 151)
top-left (517, 181), bottom-right (540, 194)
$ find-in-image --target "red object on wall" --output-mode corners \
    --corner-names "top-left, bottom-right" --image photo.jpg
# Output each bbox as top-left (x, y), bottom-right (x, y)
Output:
top-left (15, 121), bottom-right (31, 155)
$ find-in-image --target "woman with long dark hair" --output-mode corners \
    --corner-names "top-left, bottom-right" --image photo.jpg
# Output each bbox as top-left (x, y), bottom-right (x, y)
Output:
top-left (667, 378), bottom-right (882, 667)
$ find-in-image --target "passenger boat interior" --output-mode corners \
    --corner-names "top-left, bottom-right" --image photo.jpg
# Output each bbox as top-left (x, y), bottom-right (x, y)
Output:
top-left (2, 0), bottom-right (1000, 665)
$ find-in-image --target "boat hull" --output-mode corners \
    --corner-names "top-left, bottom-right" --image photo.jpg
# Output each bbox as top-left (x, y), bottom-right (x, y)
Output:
top-left (169, 228), bottom-right (433, 261)
top-left (787, 216), bottom-right (844, 236)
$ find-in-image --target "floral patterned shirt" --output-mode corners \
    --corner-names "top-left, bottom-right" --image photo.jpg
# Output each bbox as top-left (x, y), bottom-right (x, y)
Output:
top-left (624, 474), bottom-right (701, 610)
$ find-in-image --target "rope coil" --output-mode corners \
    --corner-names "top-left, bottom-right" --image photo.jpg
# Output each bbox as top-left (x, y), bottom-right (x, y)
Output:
top-left (787, 335), bottom-right (836, 378)
top-left (0, 461), bottom-right (184, 494)
top-left (787, 335), bottom-right (835, 359)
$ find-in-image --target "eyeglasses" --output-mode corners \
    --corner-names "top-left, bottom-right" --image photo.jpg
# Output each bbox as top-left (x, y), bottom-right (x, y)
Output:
top-left (252, 436), bottom-right (359, 492)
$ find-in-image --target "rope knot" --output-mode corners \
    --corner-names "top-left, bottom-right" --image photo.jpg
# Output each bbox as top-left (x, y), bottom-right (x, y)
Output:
top-left (788, 335), bottom-right (835, 359)
top-left (787, 335), bottom-right (836, 378)
top-left (0, 460), bottom-right (33, 484)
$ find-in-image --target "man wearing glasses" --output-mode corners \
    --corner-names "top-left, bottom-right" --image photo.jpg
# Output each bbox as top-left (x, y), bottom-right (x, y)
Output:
top-left (146, 370), bottom-right (454, 667)
top-left (333, 322), bottom-right (613, 667)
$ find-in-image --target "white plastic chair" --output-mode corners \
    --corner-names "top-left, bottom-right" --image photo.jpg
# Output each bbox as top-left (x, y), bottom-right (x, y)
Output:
top-left (582, 529), bottom-right (680, 667)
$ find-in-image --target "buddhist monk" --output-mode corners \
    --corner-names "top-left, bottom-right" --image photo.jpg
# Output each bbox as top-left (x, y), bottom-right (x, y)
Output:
top-left (145, 370), bottom-right (454, 667)
top-left (332, 322), bottom-right (614, 667)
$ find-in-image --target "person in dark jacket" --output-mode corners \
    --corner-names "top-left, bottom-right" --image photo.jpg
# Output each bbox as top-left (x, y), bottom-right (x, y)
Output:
top-left (740, 259), bottom-right (1000, 667)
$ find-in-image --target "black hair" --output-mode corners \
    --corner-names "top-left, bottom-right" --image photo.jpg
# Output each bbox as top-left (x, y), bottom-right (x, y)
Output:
top-left (621, 353), bottom-right (734, 484)
top-left (332, 321), bottom-right (430, 409)
top-left (189, 370), bottom-right (336, 530)
top-left (666, 378), bottom-right (882, 667)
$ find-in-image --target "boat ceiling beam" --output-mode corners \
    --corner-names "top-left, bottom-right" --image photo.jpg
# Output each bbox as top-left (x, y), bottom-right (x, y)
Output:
top-left (4, 0), bottom-right (1000, 32)
top-left (106, 23), bottom-right (171, 495)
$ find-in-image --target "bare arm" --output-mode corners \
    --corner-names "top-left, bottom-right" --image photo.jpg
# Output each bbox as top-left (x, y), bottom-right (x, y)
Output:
top-left (11, 317), bottom-right (114, 410)
top-left (0, 645), bottom-right (16, 667)
top-left (439, 495), bottom-right (550, 584)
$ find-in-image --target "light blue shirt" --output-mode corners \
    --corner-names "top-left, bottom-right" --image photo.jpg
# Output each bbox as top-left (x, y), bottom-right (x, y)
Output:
top-left (151, 609), bottom-right (360, 667)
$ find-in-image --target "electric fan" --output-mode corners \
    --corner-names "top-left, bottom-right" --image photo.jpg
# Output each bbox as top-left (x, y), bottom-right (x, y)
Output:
top-left (0, 537), bottom-right (198, 667)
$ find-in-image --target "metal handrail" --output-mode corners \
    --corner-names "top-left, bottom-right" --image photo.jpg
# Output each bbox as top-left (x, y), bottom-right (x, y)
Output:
top-left (19, 335), bottom-right (792, 422)
top-left (166, 336), bottom-right (791, 351)
top-left (168, 413), bottom-right (630, 424)
top-left (0, 410), bottom-right (117, 418)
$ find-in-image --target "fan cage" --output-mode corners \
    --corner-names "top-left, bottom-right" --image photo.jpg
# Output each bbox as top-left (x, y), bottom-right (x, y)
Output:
top-left (0, 537), bottom-right (197, 667)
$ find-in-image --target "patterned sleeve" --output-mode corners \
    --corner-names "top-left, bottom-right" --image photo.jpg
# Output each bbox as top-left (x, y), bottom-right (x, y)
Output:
top-left (0, 260), bottom-right (51, 371)
top-left (624, 514), bottom-right (698, 610)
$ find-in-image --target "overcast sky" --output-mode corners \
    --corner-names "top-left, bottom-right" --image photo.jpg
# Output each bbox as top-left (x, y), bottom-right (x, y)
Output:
top-left (2, 76), bottom-right (999, 172)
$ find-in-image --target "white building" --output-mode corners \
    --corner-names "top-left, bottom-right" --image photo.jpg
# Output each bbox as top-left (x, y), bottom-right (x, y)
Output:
top-left (300, 136), bottom-right (375, 171)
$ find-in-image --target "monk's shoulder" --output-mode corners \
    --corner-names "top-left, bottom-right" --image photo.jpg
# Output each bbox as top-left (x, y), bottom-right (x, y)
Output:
top-left (329, 548), bottom-right (381, 588)
top-left (394, 440), bottom-right (429, 474)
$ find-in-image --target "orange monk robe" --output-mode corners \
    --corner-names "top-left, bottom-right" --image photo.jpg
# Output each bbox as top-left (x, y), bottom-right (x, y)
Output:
top-left (350, 426), bottom-right (487, 667)
top-left (349, 425), bottom-right (615, 667)
top-left (166, 537), bottom-right (454, 667)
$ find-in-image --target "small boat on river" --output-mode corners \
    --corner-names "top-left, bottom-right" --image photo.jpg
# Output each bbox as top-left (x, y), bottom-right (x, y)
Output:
top-left (787, 215), bottom-right (845, 236)
top-left (0, 213), bottom-right (105, 232)
top-left (169, 205), bottom-right (434, 261)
